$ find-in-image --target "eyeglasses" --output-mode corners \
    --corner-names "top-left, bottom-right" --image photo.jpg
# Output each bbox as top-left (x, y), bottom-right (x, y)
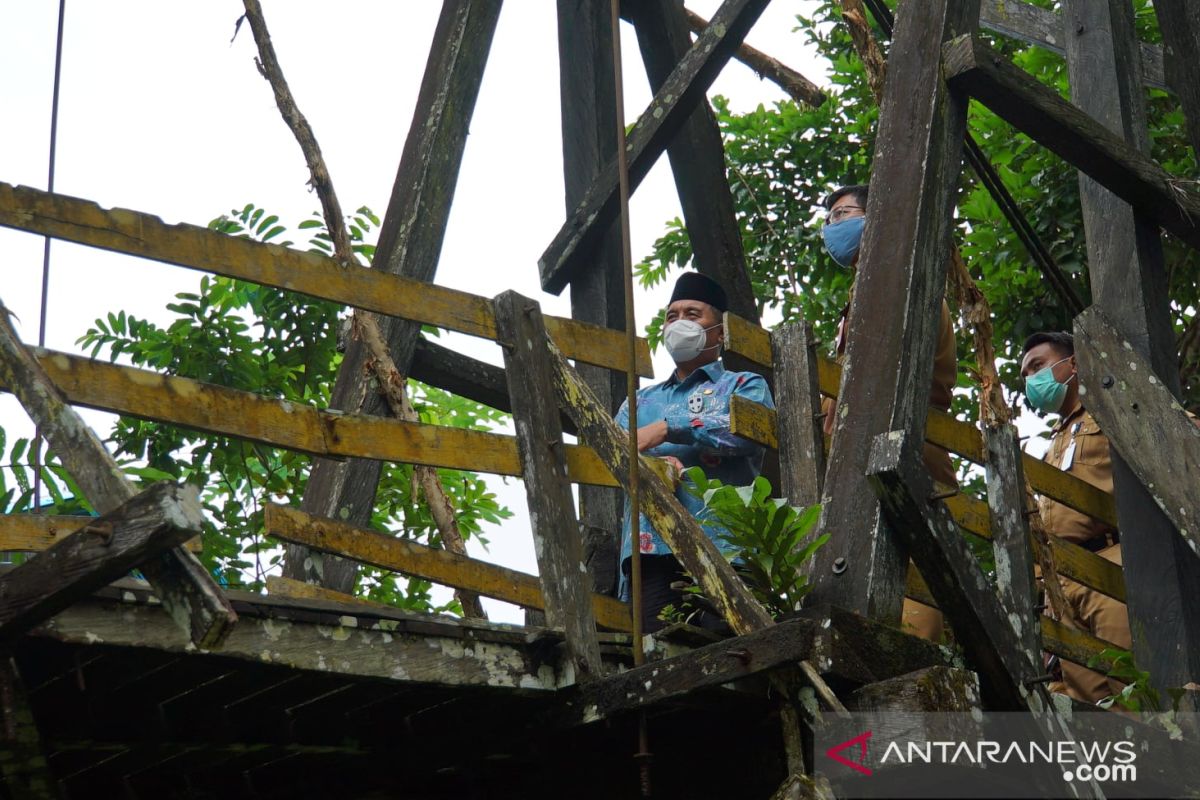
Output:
top-left (825, 205), bottom-right (865, 224)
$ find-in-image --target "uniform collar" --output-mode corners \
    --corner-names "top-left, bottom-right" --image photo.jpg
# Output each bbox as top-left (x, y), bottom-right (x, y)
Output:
top-left (667, 359), bottom-right (725, 387)
top-left (1052, 402), bottom-right (1086, 434)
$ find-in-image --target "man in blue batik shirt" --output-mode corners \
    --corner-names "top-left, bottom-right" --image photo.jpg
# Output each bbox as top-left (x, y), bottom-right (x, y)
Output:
top-left (616, 271), bottom-right (774, 633)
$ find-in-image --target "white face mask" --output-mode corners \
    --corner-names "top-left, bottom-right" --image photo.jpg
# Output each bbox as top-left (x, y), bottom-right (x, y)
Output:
top-left (663, 319), bottom-right (721, 363)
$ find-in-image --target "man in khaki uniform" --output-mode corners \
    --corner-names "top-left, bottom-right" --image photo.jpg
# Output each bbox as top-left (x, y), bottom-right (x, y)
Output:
top-left (820, 184), bottom-right (958, 641)
top-left (1020, 331), bottom-right (1128, 705)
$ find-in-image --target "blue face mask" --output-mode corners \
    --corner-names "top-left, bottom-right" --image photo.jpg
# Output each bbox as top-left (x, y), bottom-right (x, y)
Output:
top-left (822, 216), bottom-right (866, 267)
top-left (1024, 357), bottom-right (1074, 414)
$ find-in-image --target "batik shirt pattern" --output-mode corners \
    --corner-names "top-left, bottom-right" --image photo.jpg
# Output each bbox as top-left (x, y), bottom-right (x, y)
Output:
top-left (615, 361), bottom-right (773, 600)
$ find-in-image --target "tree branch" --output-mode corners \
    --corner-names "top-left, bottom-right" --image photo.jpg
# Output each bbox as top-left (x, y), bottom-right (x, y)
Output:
top-left (238, 0), bottom-right (486, 619)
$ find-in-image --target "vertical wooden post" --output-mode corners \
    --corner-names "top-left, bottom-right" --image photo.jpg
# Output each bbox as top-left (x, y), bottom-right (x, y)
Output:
top-left (1154, 1), bottom-right (1200, 159)
top-left (556, 0), bottom-right (626, 595)
top-left (771, 321), bottom-right (825, 508)
top-left (984, 424), bottom-right (1041, 658)
top-left (494, 292), bottom-right (603, 682)
top-left (806, 0), bottom-right (980, 623)
top-left (625, 0), bottom-right (759, 323)
top-left (0, 656), bottom-right (59, 799)
top-left (288, 0), bottom-right (503, 592)
top-left (1061, 0), bottom-right (1200, 692)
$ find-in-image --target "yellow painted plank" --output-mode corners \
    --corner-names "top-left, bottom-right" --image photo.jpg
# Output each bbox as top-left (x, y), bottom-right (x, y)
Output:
top-left (0, 183), bottom-right (652, 378)
top-left (729, 395), bottom-right (778, 449)
top-left (0, 514), bottom-right (201, 552)
top-left (265, 504), bottom-right (632, 632)
top-left (0, 349), bottom-right (630, 487)
top-left (265, 575), bottom-right (394, 611)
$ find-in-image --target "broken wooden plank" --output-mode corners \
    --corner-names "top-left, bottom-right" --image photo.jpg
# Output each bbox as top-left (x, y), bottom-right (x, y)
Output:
top-left (977, 0), bottom-right (1165, 90)
top-left (626, 0), bottom-right (759, 323)
top-left (806, 0), bottom-right (979, 622)
top-left (494, 292), bottom-right (602, 681)
top-left (546, 339), bottom-right (774, 634)
top-left (942, 35), bottom-right (1200, 251)
top-left (0, 183), bottom-right (651, 379)
top-left (539, 0), bottom-right (772, 294)
top-left (0, 482), bottom-right (204, 643)
top-left (846, 665), bottom-right (981, 713)
top-left (1061, 0), bottom-right (1200, 701)
top-left (770, 321), bottom-right (825, 507)
top-left (1075, 308), bottom-right (1200, 557)
top-left (550, 616), bottom-right (822, 727)
top-left (0, 301), bottom-right (234, 649)
top-left (264, 503), bottom-right (632, 632)
top-left (984, 423), bottom-right (1040, 657)
top-left (867, 429), bottom-right (1041, 709)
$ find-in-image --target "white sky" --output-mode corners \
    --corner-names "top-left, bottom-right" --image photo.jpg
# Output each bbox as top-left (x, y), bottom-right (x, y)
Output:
top-left (0, 2), bottom-right (1048, 623)
top-left (0, 1), bottom-right (838, 622)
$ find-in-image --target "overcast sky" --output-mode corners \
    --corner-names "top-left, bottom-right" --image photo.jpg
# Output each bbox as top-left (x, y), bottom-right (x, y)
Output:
top-left (0, 1), bottom-right (864, 621)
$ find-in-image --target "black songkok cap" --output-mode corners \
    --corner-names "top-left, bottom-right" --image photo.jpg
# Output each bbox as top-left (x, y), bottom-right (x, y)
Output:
top-left (668, 271), bottom-right (728, 313)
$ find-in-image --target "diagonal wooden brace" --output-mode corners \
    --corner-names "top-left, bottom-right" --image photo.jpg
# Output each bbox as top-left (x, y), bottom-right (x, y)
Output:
top-left (0, 481), bottom-right (205, 642)
top-left (0, 298), bottom-right (235, 648)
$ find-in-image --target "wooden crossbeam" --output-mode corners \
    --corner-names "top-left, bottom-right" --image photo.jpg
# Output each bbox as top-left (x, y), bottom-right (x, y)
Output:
top-left (942, 35), bottom-right (1200, 251)
top-left (264, 575), bottom-right (393, 611)
top-left (1074, 308), bottom-right (1200, 557)
top-left (0, 482), bottom-right (205, 643)
top-left (539, 0), bottom-right (771, 294)
top-left (0, 514), bottom-right (201, 553)
top-left (264, 503), bottom-right (632, 632)
top-left (0, 183), bottom-right (652, 378)
top-left (978, 0), bottom-right (1166, 90)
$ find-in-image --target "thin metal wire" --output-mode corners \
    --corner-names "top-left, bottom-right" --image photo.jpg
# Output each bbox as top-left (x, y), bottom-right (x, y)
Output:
top-left (33, 0), bottom-right (68, 512)
top-left (607, 0), bottom-right (652, 796)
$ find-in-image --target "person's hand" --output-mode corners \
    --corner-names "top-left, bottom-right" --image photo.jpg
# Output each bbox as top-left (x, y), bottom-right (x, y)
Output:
top-left (661, 455), bottom-right (685, 485)
top-left (636, 420), bottom-right (668, 452)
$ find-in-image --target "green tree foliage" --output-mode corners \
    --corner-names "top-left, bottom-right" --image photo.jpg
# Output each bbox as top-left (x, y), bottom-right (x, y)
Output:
top-left (73, 204), bottom-right (511, 611)
top-left (638, 0), bottom-right (1199, 414)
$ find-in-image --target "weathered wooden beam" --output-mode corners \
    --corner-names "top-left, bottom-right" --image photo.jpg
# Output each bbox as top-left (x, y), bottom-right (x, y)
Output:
top-left (808, 0), bottom-right (979, 623)
top-left (0, 302), bottom-right (234, 649)
top-left (539, 0), bottom-right (772, 294)
top-left (1061, 0), bottom-right (1200, 700)
top-left (33, 596), bottom-right (563, 691)
top-left (546, 339), bottom-right (774, 634)
top-left (866, 430), bottom-right (1041, 710)
top-left (770, 321), bottom-right (825, 507)
top-left (977, 0), bottom-right (1165, 90)
top-left (1075, 308), bottom-right (1200, 557)
top-left (0, 482), bottom-right (204, 643)
top-left (983, 424), bottom-right (1040, 657)
top-left (0, 184), bottom-right (652, 379)
top-left (264, 503), bottom-right (632, 632)
top-left (847, 665), bottom-right (981, 713)
top-left (494, 292), bottom-right (602, 680)
top-left (942, 35), bottom-right (1200, 251)
top-left (626, 0), bottom-right (759, 323)
top-left (550, 616), bottom-right (823, 727)
top-left (0, 656), bottom-right (58, 799)
top-left (555, 0), bottom-right (628, 592)
top-left (1154, 1), bottom-right (1200, 157)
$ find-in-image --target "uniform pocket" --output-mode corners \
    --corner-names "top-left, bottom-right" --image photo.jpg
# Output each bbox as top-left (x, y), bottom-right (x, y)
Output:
top-left (1073, 420), bottom-right (1109, 466)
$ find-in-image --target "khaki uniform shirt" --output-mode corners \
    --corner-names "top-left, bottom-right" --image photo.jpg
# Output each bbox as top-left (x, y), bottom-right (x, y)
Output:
top-left (1038, 404), bottom-right (1116, 546)
top-left (823, 298), bottom-right (958, 486)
